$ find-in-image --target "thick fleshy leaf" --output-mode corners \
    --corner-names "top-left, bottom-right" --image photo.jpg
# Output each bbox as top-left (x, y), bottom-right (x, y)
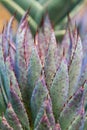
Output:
top-left (34, 102), bottom-right (45, 128)
top-left (62, 29), bottom-right (70, 60)
top-left (35, 112), bottom-right (51, 130)
top-left (43, 14), bottom-right (52, 44)
top-left (35, 14), bottom-right (54, 66)
top-left (68, 26), bottom-right (78, 61)
top-left (44, 29), bottom-right (57, 88)
top-left (34, 98), bottom-right (55, 129)
top-left (27, 47), bottom-right (42, 100)
top-left (15, 12), bottom-right (34, 88)
top-left (67, 108), bottom-right (84, 130)
top-left (1, 116), bottom-right (13, 130)
top-left (15, 13), bottom-right (34, 110)
top-left (35, 31), bottom-right (47, 66)
top-left (50, 56), bottom-right (69, 120)
top-left (7, 16), bottom-right (16, 67)
top-left (59, 87), bottom-right (84, 130)
top-left (44, 99), bottom-right (55, 128)
top-left (31, 77), bottom-right (48, 122)
top-left (0, 35), bottom-right (10, 101)
top-left (0, 70), bottom-right (10, 103)
top-left (62, 25), bottom-right (76, 64)
top-left (2, 25), bottom-right (9, 60)
top-left (5, 103), bottom-right (23, 130)
top-left (5, 57), bottom-right (21, 99)
top-left (69, 35), bottom-right (83, 96)
top-left (10, 86), bottom-right (30, 130)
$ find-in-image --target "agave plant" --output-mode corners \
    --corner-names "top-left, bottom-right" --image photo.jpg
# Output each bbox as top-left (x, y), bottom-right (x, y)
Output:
top-left (0, 11), bottom-right (87, 130)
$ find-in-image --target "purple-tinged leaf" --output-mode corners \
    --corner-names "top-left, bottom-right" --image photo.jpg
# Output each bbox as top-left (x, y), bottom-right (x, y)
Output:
top-left (54, 123), bottom-right (61, 130)
top-left (43, 14), bottom-right (52, 44)
top-left (7, 16), bottom-right (16, 67)
top-left (35, 111), bottom-right (51, 130)
top-left (1, 116), bottom-right (13, 130)
top-left (59, 87), bottom-right (84, 130)
top-left (2, 25), bottom-right (9, 60)
top-left (62, 29), bottom-right (71, 61)
top-left (10, 86), bottom-right (30, 130)
top-left (0, 34), bottom-right (5, 68)
top-left (5, 57), bottom-right (21, 99)
top-left (0, 35), bottom-right (10, 101)
top-left (34, 98), bottom-right (55, 129)
top-left (31, 77), bottom-right (48, 122)
top-left (79, 63), bottom-right (87, 87)
top-left (44, 99), bottom-right (55, 128)
top-left (44, 29), bottom-right (58, 89)
top-left (68, 107), bottom-right (85, 130)
top-left (35, 31), bottom-right (47, 66)
top-left (15, 13), bottom-right (34, 109)
top-left (69, 35), bottom-right (83, 97)
top-left (5, 103), bottom-right (23, 130)
top-left (15, 12), bottom-right (34, 87)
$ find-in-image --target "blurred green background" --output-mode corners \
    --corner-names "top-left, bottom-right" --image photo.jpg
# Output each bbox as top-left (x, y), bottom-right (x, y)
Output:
top-left (0, 0), bottom-right (86, 40)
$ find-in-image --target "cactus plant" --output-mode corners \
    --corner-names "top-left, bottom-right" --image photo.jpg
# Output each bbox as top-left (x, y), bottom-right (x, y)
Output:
top-left (0, 12), bottom-right (87, 130)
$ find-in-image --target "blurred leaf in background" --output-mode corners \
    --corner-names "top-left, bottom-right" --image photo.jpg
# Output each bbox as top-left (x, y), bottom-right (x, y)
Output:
top-left (0, 0), bottom-right (82, 33)
top-left (0, 0), bottom-right (85, 39)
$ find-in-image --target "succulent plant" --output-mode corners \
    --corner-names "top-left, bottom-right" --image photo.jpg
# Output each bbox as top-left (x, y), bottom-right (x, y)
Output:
top-left (0, 11), bottom-right (87, 130)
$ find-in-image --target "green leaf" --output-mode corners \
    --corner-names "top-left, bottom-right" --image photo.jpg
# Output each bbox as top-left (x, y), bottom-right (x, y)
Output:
top-left (43, 14), bottom-right (52, 44)
top-left (2, 26), bottom-right (9, 60)
top-left (50, 56), bottom-right (69, 120)
top-left (35, 31), bottom-right (47, 66)
top-left (44, 29), bottom-right (57, 88)
top-left (5, 57), bottom-right (21, 99)
top-left (15, 12), bottom-right (34, 87)
top-left (59, 87), bottom-right (84, 130)
top-left (68, 109), bottom-right (84, 130)
top-left (31, 77), bottom-right (48, 122)
top-left (34, 98), bottom-right (55, 129)
top-left (69, 35), bottom-right (83, 96)
top-left (10, 87), bottom-right (30, 130)
top-left (27, 47), bottom-right (42, 100)
top-left (6, 16), bottom-right (16, 67)
top-left (79, 65), bottom-right (87, 87)
top-left (15, 12), bottom-right (34, 109)
top-left (35, 112), bottom-right (51, 130)
top-left (44, 99), bottom-right (55, 128)
top-left (0, 35), bottom-right (10, 101)
top-left (5, 103), bottom-right (23, 130)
